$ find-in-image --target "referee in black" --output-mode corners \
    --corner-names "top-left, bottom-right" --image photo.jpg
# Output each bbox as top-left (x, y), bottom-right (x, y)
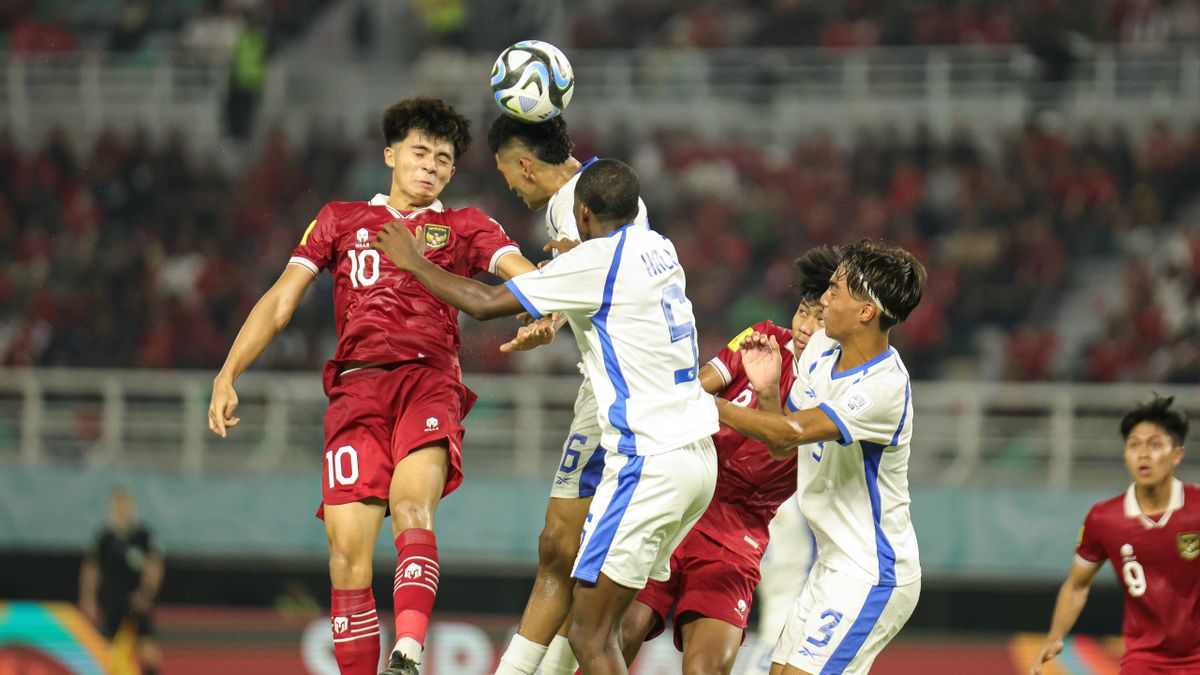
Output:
top-left (78, 487), bottom-right (164, 674)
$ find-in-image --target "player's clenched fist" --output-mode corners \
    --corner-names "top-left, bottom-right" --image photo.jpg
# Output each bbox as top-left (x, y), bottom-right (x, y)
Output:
top-left (373, 220), bottom-right (425, 271)
top-left (1028, 640), bottom-right (1063, 674)
top-left (208, 377), bottom-right (241, 437)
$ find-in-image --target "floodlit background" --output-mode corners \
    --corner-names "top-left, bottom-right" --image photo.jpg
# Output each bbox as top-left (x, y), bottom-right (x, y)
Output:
top-left (1, 0), bottom-right (1199, 672)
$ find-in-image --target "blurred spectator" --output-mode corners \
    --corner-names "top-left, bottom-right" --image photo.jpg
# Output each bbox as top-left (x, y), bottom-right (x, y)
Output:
top-left (78, 488), bottom-right (164, 675)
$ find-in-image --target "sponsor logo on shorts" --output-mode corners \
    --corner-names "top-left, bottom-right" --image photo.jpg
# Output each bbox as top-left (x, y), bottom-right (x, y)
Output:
top-left (403, 562), bottom-right (423, 579)
top-left (555, 475), bottom-right (573, 486)
top-left (425, 417), bottom-right (439, 432)
top-left (1179, 532), bottom-right (1200, 561)
top-left (332, 616), bottom-right (349, 634)
top-left (735, 599), bottom-right (747, 618)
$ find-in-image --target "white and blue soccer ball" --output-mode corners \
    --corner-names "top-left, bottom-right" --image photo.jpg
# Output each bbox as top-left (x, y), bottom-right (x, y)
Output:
top-left (490, 40), bottom-right (574, 123)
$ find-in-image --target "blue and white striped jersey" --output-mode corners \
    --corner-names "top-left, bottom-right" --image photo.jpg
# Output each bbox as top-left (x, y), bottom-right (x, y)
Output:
top-left (505, 225), bottom-right (718, 456)
top-left (787, 329), bottom-right (921, 587)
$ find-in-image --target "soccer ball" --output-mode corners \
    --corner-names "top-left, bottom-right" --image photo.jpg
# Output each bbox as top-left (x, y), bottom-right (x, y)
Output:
top-left (490, 40), bottom-right (574, 123)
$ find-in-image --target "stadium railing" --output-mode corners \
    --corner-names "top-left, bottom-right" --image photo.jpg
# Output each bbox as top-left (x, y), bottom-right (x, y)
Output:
top-left (1, 368), bottom-right (1195, 488)
top-left (2, 46), bottom-right (1198, 150)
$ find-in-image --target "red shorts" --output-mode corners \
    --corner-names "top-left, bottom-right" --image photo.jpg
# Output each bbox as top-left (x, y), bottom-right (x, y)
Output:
top-left (316, 361), bottom-right (477, 517)
top-left (635, 528), bottom-right (761, 651)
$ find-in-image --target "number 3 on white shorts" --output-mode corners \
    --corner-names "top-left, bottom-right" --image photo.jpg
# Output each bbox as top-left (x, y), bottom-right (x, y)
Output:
top-left (325, 445), bottom-right (360, 488)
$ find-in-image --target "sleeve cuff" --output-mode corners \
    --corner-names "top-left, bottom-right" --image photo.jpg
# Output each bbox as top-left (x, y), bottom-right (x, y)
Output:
top-left (817, 402), bottom-right (853, 446)
top-left (707, 357), bottom-right (732, 388)
top-left (489, 245), bottom-right (522, 275)
top-left (1074, 553), bottom-right (1102, 568)
top-left (287, 256), bottom-right (320, 276)
top-left (503, 280), bottom-right (543, 320)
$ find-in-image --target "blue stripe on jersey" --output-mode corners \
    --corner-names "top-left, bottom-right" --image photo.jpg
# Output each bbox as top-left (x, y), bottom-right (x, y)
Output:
top-left (578, 443), bottom-right (607, 498)
top-left (573, 454), bottom-right (644, 583)
top-left (575, 156), bottom-right (600, 175)
top-left (547, 197), bottom-right (559, 238)
top-left (890, 379), bottom-right (911, 446)
top-left (787, 395), bottom-right (800, 412)
top-left (593, 228), bottom-right (637, 455)
top-left (503, 279), bottom-right (544, 320)
top-left (830, 346), bottom-right (894, 380)
top-left (817, 402), bottom-right (853, 447)
top-left (860, 440), bottom-right (897, 585)
top-left (820, 583), bottom-right (895, 674)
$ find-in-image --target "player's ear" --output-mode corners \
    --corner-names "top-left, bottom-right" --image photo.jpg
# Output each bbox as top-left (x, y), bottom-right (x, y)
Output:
top-left (519, 156), bottom-right (535, 180)
top-left (384, 145), bottom-right (396, 169)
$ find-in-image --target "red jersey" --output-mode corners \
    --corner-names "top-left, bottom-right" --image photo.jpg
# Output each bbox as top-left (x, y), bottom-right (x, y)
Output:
top-left (1076, 479), bottom-right (1200, 669)
top-left (289, 194), bottom-right (520, 374)
top-left (692, 320), bottom-right (800, 563)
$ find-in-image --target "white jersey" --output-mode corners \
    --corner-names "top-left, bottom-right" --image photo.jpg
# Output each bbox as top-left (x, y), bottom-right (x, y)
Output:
top-left (786, 330), bottom-right (920, 586)
top-left (545, 157), bottom-right (650, 246)
top-left (505, 225), bottom-right (718, 455)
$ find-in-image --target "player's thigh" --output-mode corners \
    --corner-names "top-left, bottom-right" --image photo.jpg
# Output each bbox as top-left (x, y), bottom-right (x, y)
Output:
top-left (671, 539), bottom-right (758, 652)
top-left (392, 364), bottom-right (472, 502)
top-left (388, 442), bottom-right (450, 532)
top-left (773, 566), bottom-right (917, 675)
top-left (572, 440), bottom-right (715, 590)
top-left (571, 572), bottom-right (640, 637)
top-left (679, 615), bottom-right (743, 675)
top-left (323, 372), bottom-right (397, 508)
top-left (549, 380), bottom-right (606, 500)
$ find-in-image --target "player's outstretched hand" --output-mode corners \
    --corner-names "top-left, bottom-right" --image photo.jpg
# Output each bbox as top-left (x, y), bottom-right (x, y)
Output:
top-left (374, 221), bottom-right (425, 271)
top-left (544, 238), bottom-right (580, 256)
top-left (741, 331), bottom-right (782, 394)
top-left (208, 378), bottom-right (241, 438)
top-left (1028, 639), bottom-right (1063, 674)
top-left (501, 316), bottom-right (557, 352)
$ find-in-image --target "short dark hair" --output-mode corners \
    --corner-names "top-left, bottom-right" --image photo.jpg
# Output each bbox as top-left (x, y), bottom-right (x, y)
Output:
top-left (486, 115), bottom-right (573, 164)
top-left (1121, 395), bottom-right (1189, 446)
top-left (794, 246), bottom-right (840, 304)
top-left (381, 97), bottom-right (471, 159)
top-left (576, 159), bottom-right (640, 225)
top-left (839, 239), bottom-right (926, 331)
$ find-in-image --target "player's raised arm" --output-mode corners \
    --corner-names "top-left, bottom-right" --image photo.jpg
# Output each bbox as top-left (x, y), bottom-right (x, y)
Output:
top-left (716, 400), bottom-right (841, 459)
top-left (374, 222), bottom-right (526, 320)
top-left (1029, 559), bottom-right (1102, 674)
top-left (209, 265), bottom-right (315, 437)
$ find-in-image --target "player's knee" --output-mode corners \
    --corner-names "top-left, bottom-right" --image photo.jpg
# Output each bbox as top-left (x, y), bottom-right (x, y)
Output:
top-left (567, 619), bottom-right (606, 660)
top-left (389, 498), bottom-right (434, 532)
top-left (682, 647), bottom-right (737, 675)
top-left (537, 521), bottom-right (579, 572)
top-left (327, 537), bottom-right (372, 585)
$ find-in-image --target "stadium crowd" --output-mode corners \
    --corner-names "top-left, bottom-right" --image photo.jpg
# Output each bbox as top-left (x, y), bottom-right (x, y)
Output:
top-left (1, 117), bottom-right (1197, 381)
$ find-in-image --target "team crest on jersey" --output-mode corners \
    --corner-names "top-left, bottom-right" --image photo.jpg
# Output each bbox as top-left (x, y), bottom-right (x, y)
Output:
top-left (1179, 532), bottom-right (1200, 561)
top-left (424, 224), bottom-right (451, 249)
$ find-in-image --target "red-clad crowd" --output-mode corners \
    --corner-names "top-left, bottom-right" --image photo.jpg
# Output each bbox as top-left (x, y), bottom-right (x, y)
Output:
top-left (1, 118), bottom-right (1198, 381)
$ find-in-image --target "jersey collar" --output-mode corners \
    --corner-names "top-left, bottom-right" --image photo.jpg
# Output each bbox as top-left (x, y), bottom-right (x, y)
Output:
top-left (369, 193), bottom-right (445, 218)
top-left (1123, 477), bottom-right (1185, 528)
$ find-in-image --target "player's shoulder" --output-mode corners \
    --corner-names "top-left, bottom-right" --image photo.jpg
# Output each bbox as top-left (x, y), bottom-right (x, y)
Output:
top-left (1086, 491), bottom-right (1128, 521)
top-left (1183, 482), bottom-right (1200, 508)
top-left (724, 320), bottom-right (788, 353)
top-left (441, 205), bottom-right (505, 232)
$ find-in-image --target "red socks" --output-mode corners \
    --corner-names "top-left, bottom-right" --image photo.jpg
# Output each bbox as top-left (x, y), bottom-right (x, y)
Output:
top-left (330, 587), bottom-right (380, 675)
top-left (392, 528), bottom-right (440, 649)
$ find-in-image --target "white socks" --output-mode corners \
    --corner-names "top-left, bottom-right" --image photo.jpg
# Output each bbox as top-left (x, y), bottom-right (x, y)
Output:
top-left (394, 636), bottom-right (423, 663)
top-left (539, 634), bottom-right (579, 675)
top-left (495, 634), bottom-right (548, 675)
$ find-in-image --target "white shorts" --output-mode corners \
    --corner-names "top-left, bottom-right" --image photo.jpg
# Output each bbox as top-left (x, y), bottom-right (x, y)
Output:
top-left (549, 377), bottom-right (606, 500)
top-left (756, 496), bottom-right (816, 641)
top-left (772, 563), bottom-right (919, 674)
top-left (571, 436), bottom-right (717, 589)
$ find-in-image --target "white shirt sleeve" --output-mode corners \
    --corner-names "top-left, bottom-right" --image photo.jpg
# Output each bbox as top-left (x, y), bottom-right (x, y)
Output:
top-left (786, 331), bottom-right (831, 411)
top-left (503, 242), bottom-right (613, 319)
top-left (817, 370), bottom-right (910, 447)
